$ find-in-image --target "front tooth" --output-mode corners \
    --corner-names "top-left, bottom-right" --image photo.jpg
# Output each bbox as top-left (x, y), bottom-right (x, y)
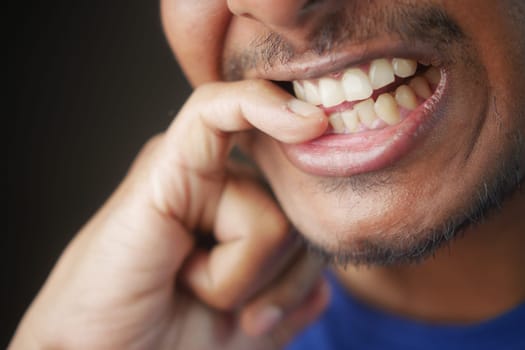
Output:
top-left (329, 113), bottom-right (346, 133)
top-left (409, 77), bottom-right (432, 99)
top-left (392, 58), bottom-right (417, 78)
top-left (375, 93), bottom-right (401, 125)
top-left (341, 109), bottom-right (359, 133)
top-left (395, 85), bottom-right (418, 110)
top-left (424, 67), bottom-right (441, 86)
top-left (303, 81), bottom-right (322, 105)
top-left (293, 81), bottom-right (306, 100)
top-left (355, 98), bottom-right (377, 128)
top-left (369, 59), bottom-right (395, 89)
top-left (319, 78), bottom-right (346, 107)
top-left (341, 68), bottom-right (373, 101)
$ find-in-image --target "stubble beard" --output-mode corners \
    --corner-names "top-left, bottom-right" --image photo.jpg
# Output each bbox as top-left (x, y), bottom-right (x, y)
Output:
top-left (300, 125), bottom-right (524, 267)
top-left (224, 2), bottom-right (525, 267)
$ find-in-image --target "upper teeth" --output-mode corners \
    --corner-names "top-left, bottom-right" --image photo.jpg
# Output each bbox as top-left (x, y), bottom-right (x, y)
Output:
top-left (293, 57), bottom-right (420, 108)
top-left (392, 58), bottom-right (418, 78)
top-left (342, 69), bottom-right (373, 101)
top-left (369, 58), bottom-right (396, 90)
top-left (292, 58), bottom-right (442, 135)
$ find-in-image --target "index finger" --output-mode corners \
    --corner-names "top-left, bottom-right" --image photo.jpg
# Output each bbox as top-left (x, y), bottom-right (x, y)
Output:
top-left (166, 79), bottom-right (327, 174)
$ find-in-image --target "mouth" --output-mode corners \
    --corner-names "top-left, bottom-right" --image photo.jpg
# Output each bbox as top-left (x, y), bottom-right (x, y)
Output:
top-left (273, 55), bottom-right (446, 177)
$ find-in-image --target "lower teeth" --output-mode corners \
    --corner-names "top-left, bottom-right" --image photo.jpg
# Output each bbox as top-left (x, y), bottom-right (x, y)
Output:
top-left (328, 67), bottom-right (439, 134)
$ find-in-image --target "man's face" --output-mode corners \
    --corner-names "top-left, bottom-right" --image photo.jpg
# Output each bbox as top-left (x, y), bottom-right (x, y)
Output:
top-left (161, 1), bottom-right (524, 264)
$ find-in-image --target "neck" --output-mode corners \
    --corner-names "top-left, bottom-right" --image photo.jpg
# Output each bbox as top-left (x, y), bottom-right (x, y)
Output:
top-left (334, 189), bottom-right (525, 324)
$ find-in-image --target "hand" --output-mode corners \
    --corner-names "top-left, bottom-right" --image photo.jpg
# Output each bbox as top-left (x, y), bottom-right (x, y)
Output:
top-left (10, 80), bottom-right (330, 349)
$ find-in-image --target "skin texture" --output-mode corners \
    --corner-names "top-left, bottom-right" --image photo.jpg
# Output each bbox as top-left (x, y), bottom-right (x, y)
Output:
top-left (10, 0), bottom-right (525, 349)
top-left (10, 82), bottom-right (330, 349)
top-left (164, 0), bottom-right (524, 262)
top-left (163, 0), bottom-right (525, 321)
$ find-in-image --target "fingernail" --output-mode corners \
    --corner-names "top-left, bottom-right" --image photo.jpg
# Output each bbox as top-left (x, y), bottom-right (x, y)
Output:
top-left (287, 99), bottom-right (324, 118)
top-left (252, 305), bottom-right (283, 335)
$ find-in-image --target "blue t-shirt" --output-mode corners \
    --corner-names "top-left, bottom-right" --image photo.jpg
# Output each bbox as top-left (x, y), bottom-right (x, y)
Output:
top-left (287, 273), bottom-right (525, 350)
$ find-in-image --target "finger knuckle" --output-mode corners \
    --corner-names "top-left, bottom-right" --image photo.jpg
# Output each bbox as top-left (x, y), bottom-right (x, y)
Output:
top-left (260, 208), bottom-right (290, 243)
top-left (189, 82), bottom-right (226, 108)
top-left (143, 133), bottom-right (165, 150)
top-left (210, 289), bottom-right (240, 311)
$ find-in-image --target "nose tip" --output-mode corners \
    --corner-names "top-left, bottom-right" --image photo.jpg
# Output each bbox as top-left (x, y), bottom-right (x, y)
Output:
top-left (227, 0), bottom-right (319, 28)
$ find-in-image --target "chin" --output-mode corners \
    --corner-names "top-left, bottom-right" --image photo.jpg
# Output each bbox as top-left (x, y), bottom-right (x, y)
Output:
top-left (263, 127), bottom-right (524, 267)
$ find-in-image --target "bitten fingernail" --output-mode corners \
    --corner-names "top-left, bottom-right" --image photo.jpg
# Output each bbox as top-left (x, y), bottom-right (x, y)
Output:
top-left (287, 99), bottom-right (324, 118)
top-left (252, 305), bottom-right (283, 335)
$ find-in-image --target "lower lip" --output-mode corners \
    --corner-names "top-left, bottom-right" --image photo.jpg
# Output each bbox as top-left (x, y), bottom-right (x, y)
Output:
top-left (281, 71), bottom-right (448, 177)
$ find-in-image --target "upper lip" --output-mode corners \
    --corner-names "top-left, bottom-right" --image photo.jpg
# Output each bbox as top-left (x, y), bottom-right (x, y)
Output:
top-left (243, 37), bottom-right (443, 82)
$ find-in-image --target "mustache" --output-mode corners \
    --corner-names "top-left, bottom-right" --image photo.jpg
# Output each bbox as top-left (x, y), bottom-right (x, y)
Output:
top-left (223, 3), bottom-right (465, 81)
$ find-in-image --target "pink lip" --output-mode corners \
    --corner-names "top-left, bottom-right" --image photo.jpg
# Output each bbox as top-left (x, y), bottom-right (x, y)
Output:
top-left (280, 69), bottom-right (448, 177)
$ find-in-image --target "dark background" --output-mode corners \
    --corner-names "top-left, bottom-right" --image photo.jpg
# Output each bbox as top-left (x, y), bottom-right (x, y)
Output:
top-left (7, 1), bottom-right (191, 344)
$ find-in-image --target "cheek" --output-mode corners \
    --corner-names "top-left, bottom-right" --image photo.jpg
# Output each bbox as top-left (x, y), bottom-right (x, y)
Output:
top-left (446, 0), bottom-right (525, 123)
top-left (160, 0), bottom-right (231, 85)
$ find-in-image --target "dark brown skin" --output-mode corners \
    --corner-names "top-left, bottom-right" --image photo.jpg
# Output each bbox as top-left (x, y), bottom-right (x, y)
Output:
top-left (10, 1), bottom-right (525, 349)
